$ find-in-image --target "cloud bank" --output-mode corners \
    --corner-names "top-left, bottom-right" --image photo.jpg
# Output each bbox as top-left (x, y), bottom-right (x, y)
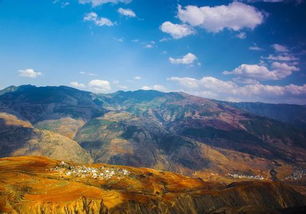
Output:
top-left (169, 76), bottom-right (306, 104)
top-left (224, 62), bottom-right (299, 81)
top-left (70, 79), bottom-right (111, 93)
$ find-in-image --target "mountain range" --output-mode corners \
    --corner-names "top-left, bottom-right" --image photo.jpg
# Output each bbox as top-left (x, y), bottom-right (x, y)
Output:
top-left (0, 85), bottom-right (305, 184)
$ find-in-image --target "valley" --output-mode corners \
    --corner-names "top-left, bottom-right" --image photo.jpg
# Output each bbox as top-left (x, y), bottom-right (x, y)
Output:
top-left (0, 85), bottom-right (305, 213)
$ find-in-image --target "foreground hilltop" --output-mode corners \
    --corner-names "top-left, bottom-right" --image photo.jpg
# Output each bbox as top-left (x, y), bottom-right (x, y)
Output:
top-left (0, 156), bottom-right (305, 214)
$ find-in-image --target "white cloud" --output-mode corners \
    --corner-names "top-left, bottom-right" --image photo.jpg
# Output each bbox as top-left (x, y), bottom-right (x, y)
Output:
top-left (80, 71), bottom-right (97, 76)
top-left (169, 53), bottom-right (197, 65)
top-left (79, 0), bottom-right (131, 7)
top-left (162, 50), bottom-right (168, 54)
top-left (232, 77), bottom-right (260, 85)
top-left (169, 77), bottom-right (199, 88)
top-left (249, 45), bottom-right (263, 51)
top-left (259, 45), bottom-right (299, 68)
top-left (140, 85), bottom-right (168, 92)
top-left (159, 37), bottom-right (170, 42)
top-left (112, 80), bottom-right (128, 90)
top-left (141, 86), bottom-right (152, 90)
top-left (144, 41), bottom-right (156, 48)
top-left (224, 62), bottom-right (299, 81)
top-left (114, 37), bottom-right (124, 42)
top-left (70, 79), bottom-right (114, 92)
top-left (264, 54), bottom-right (298, 62)
top-left (160, 21), bottom-right (195, 39)
top-left (271, 61), bottom-right (299, 76)
top-left (169, 76), bottom-right (306, 104)
top-left (236, 32), bottom-right (247, 39)
top-left (84, 12), bottom-right (114, 26)
top-left (117, 85), bottom-right (128, 90)
top-left (118, 8), bottom-right (136, 17)
top-left (272, 44), bottom-right (288, 52)
top-left (224, 64), bottom-right (270, 80)
top-left (152, 84), bottom-right (168, 91)
top-left (145, 44), bottom-right (153, 48)
top-left (53, 0), bottom-right (70, 7)
top-left (18, 69), bottom-right (42, 78)
top-left (70, 81), bottom-right (86, 88)
top-left (88, 79), bottom-right (111, 92)
top-left (177, 2), bottom-right (264, 33)
top-left (134, 76), bottom-right (142, 80)
top-left (243, 0), bottom-right (284, 2)
top-left (62, 2), bottom-right (70, 7)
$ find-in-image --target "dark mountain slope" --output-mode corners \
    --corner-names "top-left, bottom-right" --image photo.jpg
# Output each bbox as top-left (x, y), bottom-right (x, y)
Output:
top-left (0, 85), bottom-right (106, 123)
top-left (0, 113), bottom-right (92, 163)
top-left (224, 101), bottom-right (306, 129)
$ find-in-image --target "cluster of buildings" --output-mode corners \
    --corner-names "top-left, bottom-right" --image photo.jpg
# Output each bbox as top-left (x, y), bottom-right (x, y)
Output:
top-left (227, 173), bottom-right (264, 180)
top-left (284, 168), bottom-right (306, 181)
top-left (51, 161), bottom-right (130, 180)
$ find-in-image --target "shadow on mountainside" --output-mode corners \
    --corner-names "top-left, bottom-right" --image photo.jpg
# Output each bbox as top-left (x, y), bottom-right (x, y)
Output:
top-left (0, 118), bottom-right (35, 157)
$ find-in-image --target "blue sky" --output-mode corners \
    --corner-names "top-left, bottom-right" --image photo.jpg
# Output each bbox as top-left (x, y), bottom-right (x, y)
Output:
top-left (0, 0), bottom-right (306, 104)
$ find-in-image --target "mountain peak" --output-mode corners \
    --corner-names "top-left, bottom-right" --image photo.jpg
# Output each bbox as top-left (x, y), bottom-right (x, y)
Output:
top-left (0, 85), bottom-right (18, 96)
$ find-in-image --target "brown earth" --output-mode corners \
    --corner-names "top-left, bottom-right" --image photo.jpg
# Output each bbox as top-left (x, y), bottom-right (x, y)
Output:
top-left (0, 156), bottom-right (305, 214)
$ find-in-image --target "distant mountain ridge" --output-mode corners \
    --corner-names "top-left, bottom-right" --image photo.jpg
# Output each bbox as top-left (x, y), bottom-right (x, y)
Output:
top-left (2, 85), bottom-right (305, 126)
top-left (222, 101), bottom-right (306, 129)
top-left (0, 85), bottom-right (305, 183)
top-left (0, 85), bottom-right (105, 123)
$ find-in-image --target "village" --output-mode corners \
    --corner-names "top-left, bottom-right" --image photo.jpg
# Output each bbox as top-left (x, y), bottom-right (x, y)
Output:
top-left (227, 173), bottom-right (265, 180)
top-left (284, 168), bottom-right (306, 181)
top-left (51, 161), bottom-right (305, 183)
top-left (50, 161), bottom-right (130, 180)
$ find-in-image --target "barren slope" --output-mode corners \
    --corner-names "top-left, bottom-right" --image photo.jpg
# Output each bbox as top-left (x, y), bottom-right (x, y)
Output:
top-left (0, 113), bottom-right (92, 163)
top-left (0, 156), bottom-right (305, 214)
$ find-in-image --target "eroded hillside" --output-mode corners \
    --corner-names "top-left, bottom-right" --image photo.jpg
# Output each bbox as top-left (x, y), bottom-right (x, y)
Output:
top-left (0, 113), bottom-right (92, 163)
top-left (0, 156), bottom-right (305, 214)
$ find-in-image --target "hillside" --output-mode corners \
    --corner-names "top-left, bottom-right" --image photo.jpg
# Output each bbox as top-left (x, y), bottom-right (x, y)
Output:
top-left (0, 156), bottom-right (305, 214)
top-left (0, 85), bottom-right (306, 183)
top-left (223, 101), bottom-right (306, 129)
top-left (0, 85), bottom-right (106, 123)
top-left (0, 113), bottom-right (92, 163)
